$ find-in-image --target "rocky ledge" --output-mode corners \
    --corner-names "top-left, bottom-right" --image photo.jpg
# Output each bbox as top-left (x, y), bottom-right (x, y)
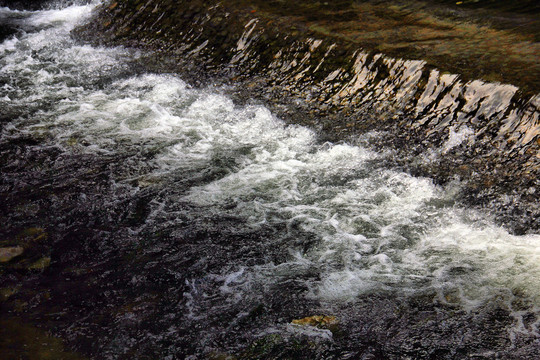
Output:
top-left (75, 0), bottom-right (539, 233)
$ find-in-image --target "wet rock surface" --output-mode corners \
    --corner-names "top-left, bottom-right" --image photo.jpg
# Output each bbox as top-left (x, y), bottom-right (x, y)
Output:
top-left (0, 246), bottom-right (23, 262)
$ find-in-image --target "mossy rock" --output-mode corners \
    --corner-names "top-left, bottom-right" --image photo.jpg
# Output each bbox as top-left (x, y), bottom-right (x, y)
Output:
top-left (1, 227), bottom-right (47, 247)
top-left (28, 257), bottom-right (51, 271)
top-left (0, 228), bottom-right (51, 271)
top-left (238, 332), bottom-right (334, 359)
top-left (15, 227), bottom-right (48, 247)
top-left (0, 287), bottom-right (20, 301)
top-left (239, 334), bottom-right (287, 359)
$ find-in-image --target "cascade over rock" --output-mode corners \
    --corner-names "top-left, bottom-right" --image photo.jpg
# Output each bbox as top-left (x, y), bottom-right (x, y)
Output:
top-left (75, 0), bottom-right (539, 231)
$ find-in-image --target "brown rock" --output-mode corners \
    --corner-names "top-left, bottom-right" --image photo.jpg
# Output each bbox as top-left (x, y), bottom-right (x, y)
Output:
top-left (0, 246), bottom-right (24, 263)
top-left (28, 257), bottom-right (51, 271)
top-left (291, 315), bottom-right (339, 331)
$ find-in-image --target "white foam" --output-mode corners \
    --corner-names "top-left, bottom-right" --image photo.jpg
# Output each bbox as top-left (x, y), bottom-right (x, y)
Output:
top-left (442, 125), bottom-right (474, 153)
top-left (27, 4), bottom-right (93, 27)
top-left (0, 36), bottom-right (20, 53)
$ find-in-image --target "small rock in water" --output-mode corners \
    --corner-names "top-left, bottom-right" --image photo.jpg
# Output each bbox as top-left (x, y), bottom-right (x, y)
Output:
top-left (0, 287), bottom-right (19, 301)
top-left (0, 247), bottom-right (24, 263)
top-left (28, 257), bottom-right (51, 271)
top-left (291, 315), bottom-right (338, 331)
top-left (16, 227), bottom-right (47, 244)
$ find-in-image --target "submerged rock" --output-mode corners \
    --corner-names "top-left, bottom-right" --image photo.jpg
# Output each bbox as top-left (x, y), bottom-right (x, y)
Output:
top-left (0, 228), bottom-right (50, 270)
top-left (0, 287), bottom-right (19, 301)
top-left (0, 246), bottom-right (24, 263)
top-left (28, 257), bottom-right (51, 271)
top-left (16, 227), bottom-right (47, 243)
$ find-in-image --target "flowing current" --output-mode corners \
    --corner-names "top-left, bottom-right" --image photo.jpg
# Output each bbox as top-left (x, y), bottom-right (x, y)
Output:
top-left (1, 2), bottom-right (539, 359)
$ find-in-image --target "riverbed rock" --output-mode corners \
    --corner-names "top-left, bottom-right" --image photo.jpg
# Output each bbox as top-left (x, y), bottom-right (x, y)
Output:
top-left (0, 246), bottom-right (24, 263)
top-left (28, 257), bottom-right (51, 271)
top-left (16, 227), bottom-right (47, 244)
top-left (291, 315), bottom-right (339, 332)
top-left (0, 287), bottom-right (20, 301)
top-left (0, 228), bottom-right (50, 270)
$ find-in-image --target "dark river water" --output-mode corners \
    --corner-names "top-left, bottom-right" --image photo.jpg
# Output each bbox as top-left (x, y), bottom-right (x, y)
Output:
top-left (1, 1), bottom-right (539, 359)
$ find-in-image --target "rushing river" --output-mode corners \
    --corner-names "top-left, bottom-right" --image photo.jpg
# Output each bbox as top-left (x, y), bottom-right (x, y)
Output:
top-left (1, 1), bottom-right (539, 359)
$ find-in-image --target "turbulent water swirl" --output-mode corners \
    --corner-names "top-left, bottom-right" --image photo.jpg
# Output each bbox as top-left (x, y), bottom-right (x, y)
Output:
top-left (0, 1), bottom-right (539, 359)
